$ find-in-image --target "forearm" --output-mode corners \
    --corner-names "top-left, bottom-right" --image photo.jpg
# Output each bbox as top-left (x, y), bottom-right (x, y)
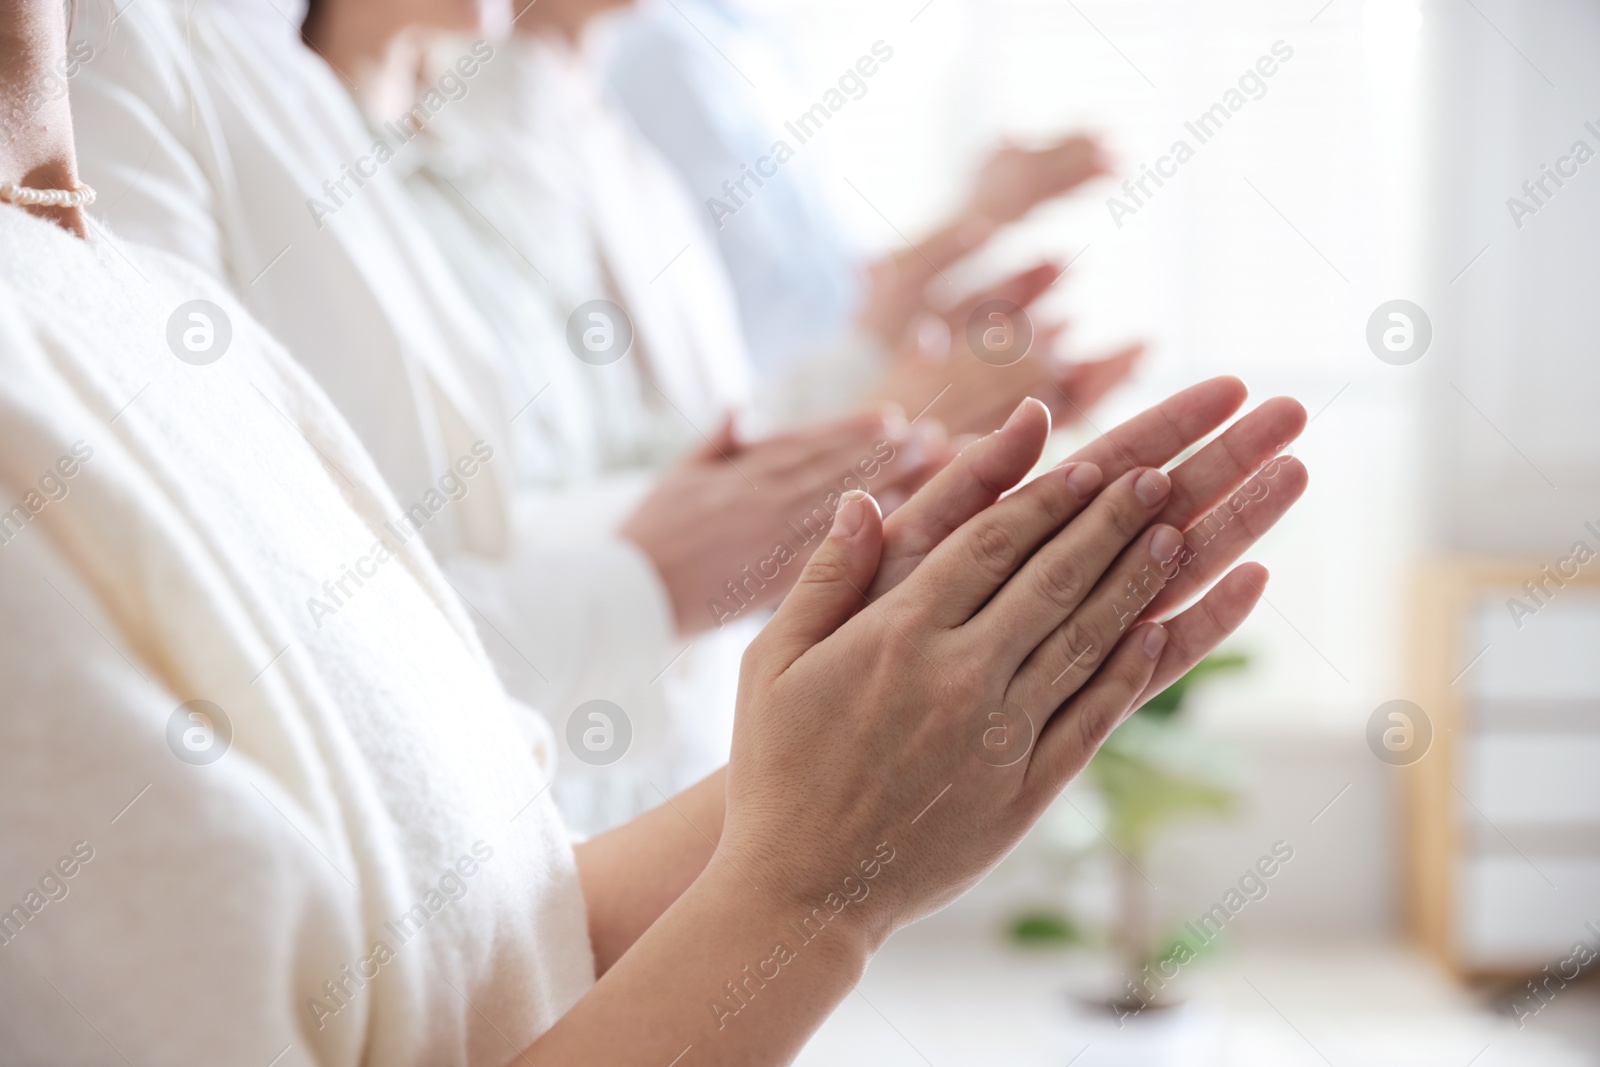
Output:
top-left (573, 766), bottom-right (727, 974)
top-left (516, 854), bottom-right (872, 1067)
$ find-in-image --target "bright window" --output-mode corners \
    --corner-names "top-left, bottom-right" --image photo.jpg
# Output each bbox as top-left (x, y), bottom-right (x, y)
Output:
top-left (749, 0), bottom-right (1430, 731)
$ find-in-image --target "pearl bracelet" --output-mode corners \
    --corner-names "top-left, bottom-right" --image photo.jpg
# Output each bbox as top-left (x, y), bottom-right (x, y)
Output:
top-left (0, 180), bottom-right (97, 209)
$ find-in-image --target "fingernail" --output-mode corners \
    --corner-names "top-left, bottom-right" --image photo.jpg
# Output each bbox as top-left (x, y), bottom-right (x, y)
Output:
top-left (1134, 468), bottom-right (1171, 507)
top-left (1000, 399), bottom-right (1030, 434)
top-left (1142, 624), bottom-right (1168, 659)
top-left (1150, 525), bottom-right (1183, 564)
top-left (1064, 462), bottom-right (1103, 499)
top-left (832, 490), bottom-right (868, 538)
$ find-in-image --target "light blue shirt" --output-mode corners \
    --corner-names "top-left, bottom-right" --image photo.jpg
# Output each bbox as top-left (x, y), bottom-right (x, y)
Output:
top-left (606, 0), bottom-right (864, 378)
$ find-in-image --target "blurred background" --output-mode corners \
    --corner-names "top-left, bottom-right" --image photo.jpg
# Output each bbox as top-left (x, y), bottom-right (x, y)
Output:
top-left (622, 0), bottom-right (1600, 1062)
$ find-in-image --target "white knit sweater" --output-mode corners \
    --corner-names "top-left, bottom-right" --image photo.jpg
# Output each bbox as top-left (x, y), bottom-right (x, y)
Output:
top-left (0, 204), bottom-right (593, 1065)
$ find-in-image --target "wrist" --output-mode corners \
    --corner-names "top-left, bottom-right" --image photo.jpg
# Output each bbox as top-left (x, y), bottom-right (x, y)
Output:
top-left (689, 851), bottom-right (878, 982)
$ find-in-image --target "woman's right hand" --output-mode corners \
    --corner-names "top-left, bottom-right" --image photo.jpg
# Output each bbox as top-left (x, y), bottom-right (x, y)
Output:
top-left (718, 401), bottom-right (1299, 955)
top-left (523, 386), bottom-right (1305, 1067)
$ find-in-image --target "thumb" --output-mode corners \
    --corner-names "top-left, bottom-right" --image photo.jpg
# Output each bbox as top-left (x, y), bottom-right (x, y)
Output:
top-left (759, 490), bottom-right (884, 671)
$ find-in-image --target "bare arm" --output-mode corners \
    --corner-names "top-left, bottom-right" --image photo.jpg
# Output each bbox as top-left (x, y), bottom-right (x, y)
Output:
top-left (527, 854), bottom-right (870, 1066)
top-left (573, 767), bottom-right (726, 975)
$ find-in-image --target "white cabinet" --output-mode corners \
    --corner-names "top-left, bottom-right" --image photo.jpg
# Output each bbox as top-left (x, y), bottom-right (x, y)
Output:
top-left (1407, 565), bottom-right (1600, 976)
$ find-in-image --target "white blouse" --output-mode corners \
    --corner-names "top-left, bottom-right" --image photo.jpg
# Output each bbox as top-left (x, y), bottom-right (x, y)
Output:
top-left (0, 204), bottom-right (591, 1064)
top-left (413, 31), bottom-right (753, 462)
top-left (450, 28), bottom-right (884, 431)
top-left (398, 33), bottom-right (768, 829)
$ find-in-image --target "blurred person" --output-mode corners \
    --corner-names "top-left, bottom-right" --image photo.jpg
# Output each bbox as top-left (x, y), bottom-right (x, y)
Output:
top-left (427, 0), bottom-right (1142, 440)
top-left (217, 0), bottom-right (1129, 825)
top-left (393, 10), bottom-right (758, 470)
top-left (65, 0), bottom-right (946, 829)
top-left (0, 22), bottom-right (1310, 1055)
top-left (605, 0), bottom-right (1142, 424)
top-left (611, 0), bottom-right (856, 378)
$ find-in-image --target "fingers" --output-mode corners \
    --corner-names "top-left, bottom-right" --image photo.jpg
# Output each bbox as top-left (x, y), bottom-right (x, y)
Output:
top-left (865, 380), bottom-right (1286, 627)
top-left (1062, 375), bottom-right (1248, 484)
top-left (1159, 396), bottom-right (1306, 532)
top-left (1024, 621), bottom-right (1165, 797)
top-left (752, 409), bottom-right (900, 482)
top-left (1050, 344), bottom-right (1143, 421)
top-left (968, 467), bottom-right (1175, 662)
top-left (946, 262), bottom-right (1061, 330)
top-left (1040, 385), bottom-right (1302, 625)
top-left (867, 378), bottom-right (1252, 604)
top-left (1005, 441), bottom-right (1299, 733)
top-left (860, 219), bottom-right (995, 346)
top-left (750, 409), bottom-right (943, 509)
top-left (1136, 563), bottom-right (1267, 709)
top-left (872, 421), bottom-right (950, 495)
top-left (1143, 455), bottom-right (1307, 620)
top-left (869, 397), bottom-right (1052, 598)
top-left (1081, 395), bottom-right (1302, 621)
top-left (915, 334), bottom-right (1058, 439)
top-left (891, 216), bottom-right (994, 286)
top-left (895, 458), bottom-right (1163, 633)
top-left (1043, 134), bottom-right (1110, 189)
top-left (970, 136), bottom-right (1109, 226)
top-left (1004, 511), bottom-right (1184, 712)
top-left (1006, 454), bottom-right (1301, 709)
top-left (755, 491), bottom-right (885, 675)
top-left (1031, 321), bottom-right (1070, 360)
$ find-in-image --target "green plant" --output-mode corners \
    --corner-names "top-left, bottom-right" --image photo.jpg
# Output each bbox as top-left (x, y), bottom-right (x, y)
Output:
top-left (1007, 909), bottom-right (1086, 948)
top-left (1134, 652), bottom-right (1248, 720)
top-left (1007, 652), bottom-right (1250, 974)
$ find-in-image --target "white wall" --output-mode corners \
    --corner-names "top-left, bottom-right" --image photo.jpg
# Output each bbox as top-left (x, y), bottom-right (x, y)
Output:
top-left (1420, 0), bottom-right (1600, 555)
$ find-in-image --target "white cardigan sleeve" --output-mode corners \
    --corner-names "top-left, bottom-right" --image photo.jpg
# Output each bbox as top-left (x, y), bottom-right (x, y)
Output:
top-left (444, 473), bottom-right (679, 735)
